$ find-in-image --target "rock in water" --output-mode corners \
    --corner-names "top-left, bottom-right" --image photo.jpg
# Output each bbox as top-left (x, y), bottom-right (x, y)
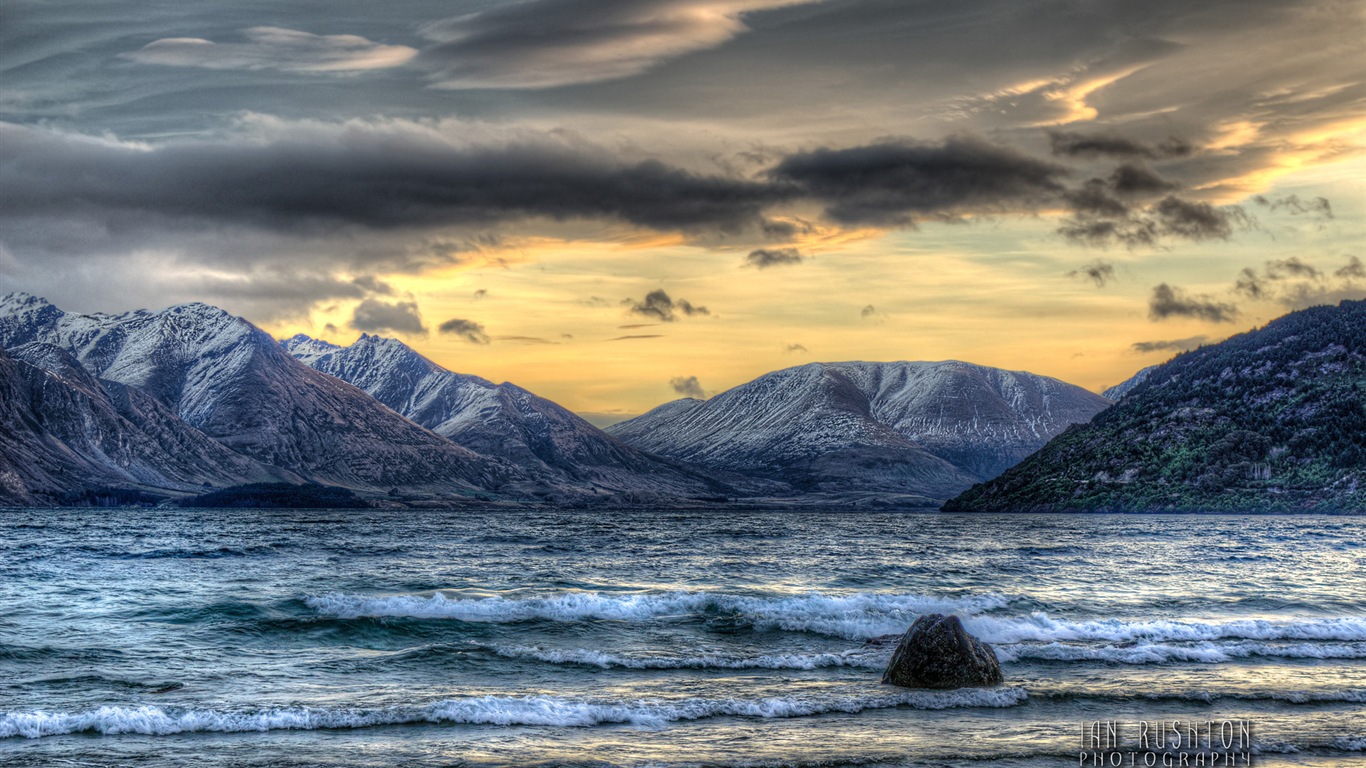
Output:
top-left (881, 614), bottom-right (1003, 689)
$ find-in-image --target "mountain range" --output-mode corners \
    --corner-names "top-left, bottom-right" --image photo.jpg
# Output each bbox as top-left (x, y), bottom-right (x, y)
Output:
top-left (0, 292), bottom-right (515, 504)
top-left (0, 292), bottom-right (1117, 508)
top-left (281, 333), bottom-right (730, 500)
top-left (945, 300), bottom-right (1365, 513)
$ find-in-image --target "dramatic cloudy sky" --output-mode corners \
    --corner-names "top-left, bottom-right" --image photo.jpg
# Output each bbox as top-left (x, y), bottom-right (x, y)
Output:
top-left (3, 0), bottom-right (1363, 422)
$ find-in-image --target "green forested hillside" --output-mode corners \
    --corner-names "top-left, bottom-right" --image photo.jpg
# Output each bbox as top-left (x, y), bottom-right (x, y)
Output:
top-left (945, 300), bottom-right (1365, 513)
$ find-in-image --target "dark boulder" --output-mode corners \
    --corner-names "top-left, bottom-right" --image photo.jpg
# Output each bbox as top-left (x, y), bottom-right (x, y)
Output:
top-left (881, 613), bottom-right (1003, 689)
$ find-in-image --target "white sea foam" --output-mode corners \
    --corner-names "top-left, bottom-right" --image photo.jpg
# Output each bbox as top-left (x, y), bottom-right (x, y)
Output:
top-left (490, 645), bottom-right (884, 670)
top-left (966, 614), bottom-right (1366, 645)
top-left (305, 590), bottom-right (1011, 638)
top-left (0, 689), bottom-right (1028, 739)
top-left (1035, 688), bottom-right (1366, 705)
top-left (995, 640), bottom-right (1366, 665)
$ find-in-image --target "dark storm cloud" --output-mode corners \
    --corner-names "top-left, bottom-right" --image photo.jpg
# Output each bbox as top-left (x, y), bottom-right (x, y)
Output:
top-left (1062, 180), bottom-right (1129, 218)
top-left (1060, 194), bottom-right (1242, 248)
top-left (1047, 131), bottom-right (1193, 159)
top-left (625, 289), bottom-right (709, 321)
top-left (438, 317), bottom-right (491, 344)
top-left (1154, 197), bottom-right (1235, 241)
top-left (1131, 336), bottom-right (1209, 353)
top-left (0, 118), bottom-right (1283, 281)
top-left (759, 217), bottom-right (817, 240)
top-left (1148, 284), bottom-right (1238, 323)
top-left (744, 247), bottom-right (803, 269)
top-left (1067, 259), bottom-right (1116, 287)
top-left (353, 297), bottom-right (428, 334)
top-left (669, 375), bottom-right (707, 398)
top-left (769, 135), bottom-right (1069, 226)
top-left (1054, 161), bottom-right (1212, 248)
top-left (0, 122), bottom-right (788, 238)
top-left (350, 275), bottom-right (397, 296)
top-left (1108, 164), bottom-right (1177, 196)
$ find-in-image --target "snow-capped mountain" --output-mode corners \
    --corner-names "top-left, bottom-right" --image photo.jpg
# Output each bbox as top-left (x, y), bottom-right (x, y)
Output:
top-left (0, 292), bottom-right (514, 496)
top-left (0, 343), bottom-right (294, 505)
top-left (282, 333), bottom-right (731, 497)
top-left (606, 361), bottom-right (1112, 501)
top-left (1102, 365), bottom-right (1158, 400)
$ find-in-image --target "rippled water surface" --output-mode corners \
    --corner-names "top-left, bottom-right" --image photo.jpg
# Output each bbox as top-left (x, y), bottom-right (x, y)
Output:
top-left (1, 509), bottom-right (1363, 767)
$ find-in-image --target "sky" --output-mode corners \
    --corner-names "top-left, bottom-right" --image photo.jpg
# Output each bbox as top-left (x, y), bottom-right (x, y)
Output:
top-left (2, 0), bottom-right (1363, 424)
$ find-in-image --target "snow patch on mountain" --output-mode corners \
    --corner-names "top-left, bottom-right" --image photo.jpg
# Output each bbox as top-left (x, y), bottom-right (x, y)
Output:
top-left (0, 293), bottom-right (516, 496)
top-left (607, 361), bottom-right (1111, 500)
top-left (282, 333), bottom-right (731, 497)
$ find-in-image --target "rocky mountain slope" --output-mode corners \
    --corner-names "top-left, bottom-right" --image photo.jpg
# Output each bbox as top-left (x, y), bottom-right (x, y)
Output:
top-left (0, 344), bottom-right (292, 505)
top-left (945, 300), bottom-right (1365, 513)
top-left (606, 361), bottom-right (1112, 503)
top-left (1102, 365), bottom-right (1157, 400)
top-left (283, 333), bottom-right (731, 498)
top-left (0, 292), bottom-right (515, 498)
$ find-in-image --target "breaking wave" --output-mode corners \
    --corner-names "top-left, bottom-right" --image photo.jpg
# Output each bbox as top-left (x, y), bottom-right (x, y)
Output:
top-left (0, 688), bottom-right (1029, 739)
top-left (306, 590), bottom-right (1012, 638)
top-left (488, 645), bottom-right (884, 670)
top-left (966, 615), bottom-right (1366, 645)
top-left (1034, 688), bottom-right (1366, 705)
top-left (996, 640), bottom-right (1366, 665)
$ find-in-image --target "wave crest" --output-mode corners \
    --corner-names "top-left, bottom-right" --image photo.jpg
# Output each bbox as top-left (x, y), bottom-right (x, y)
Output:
top-left (997, 640), bottom-right (1366, 665)
top-left (0, 689), bottom-right (1028, 738)
top-left (489, 645), bottom-right (883, 670)
top-left (968, 615), bottom-right (1366, 645)
top-left (305, 590), bottom-right (1011, 638)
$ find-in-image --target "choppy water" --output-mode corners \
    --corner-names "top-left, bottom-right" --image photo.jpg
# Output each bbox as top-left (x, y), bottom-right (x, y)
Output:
top-left (1, 509), bottom-right (1363, 767)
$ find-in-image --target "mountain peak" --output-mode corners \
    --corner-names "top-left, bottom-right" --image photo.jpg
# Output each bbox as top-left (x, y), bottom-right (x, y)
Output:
top-left (281, 333), bottom-right (342, 360)
top-left (607, 359), bottom-right (1113, 500)
top-left (0, 291), bottom-right (59, 315)
top-left (156, 301), bottom-right (238, 324)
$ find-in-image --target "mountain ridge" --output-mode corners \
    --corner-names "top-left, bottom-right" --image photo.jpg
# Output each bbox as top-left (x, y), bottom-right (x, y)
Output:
top-left (945, 300), bottom-right (1366, 513)
top-left (281, 332), bottom-right (737, 499)
top-left (0, 293), bottom-right (520, 499)
top-left (607, 360), bottom-right (1112, 503)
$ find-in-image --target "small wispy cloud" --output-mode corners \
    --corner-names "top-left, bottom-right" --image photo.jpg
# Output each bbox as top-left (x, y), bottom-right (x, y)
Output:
top-left (1148, 284), bottom-right (1237, 323)
top-left (352, 298), bottom-right (427, 335)
top-left (1131, 336), bottom-right (1208, 353)
top-left (744, 247), bottom-right (803, 269)
top-left (125, 27), bottom-right (417, 73)
top-left (625, 289), bottom-right (709, 322)
top-left (1067, 259), bottom-right (1116, 287)
top-left (669, 375), bottom-right (708, 398)
top-left (438, 317), bottom-right (491, 344)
